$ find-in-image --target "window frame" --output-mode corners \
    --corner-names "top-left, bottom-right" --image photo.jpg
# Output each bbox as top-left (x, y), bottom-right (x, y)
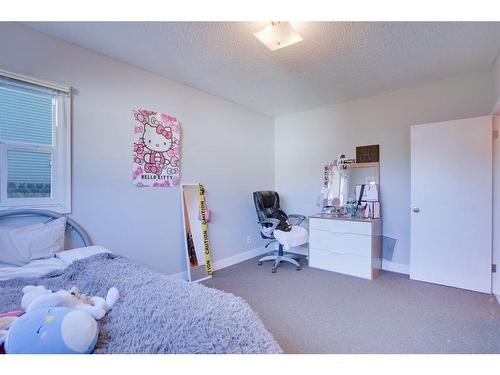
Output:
top-left (0, 69), bottom-right (71, 214)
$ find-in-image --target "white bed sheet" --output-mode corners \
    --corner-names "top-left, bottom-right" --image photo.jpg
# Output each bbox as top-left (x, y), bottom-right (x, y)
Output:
top-left (0, 245), bottom-right (110, 281)
top-left (0, 257), bottom-right (65, 281)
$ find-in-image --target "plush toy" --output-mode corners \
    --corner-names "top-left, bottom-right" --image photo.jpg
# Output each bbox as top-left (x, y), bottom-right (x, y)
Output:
top-left (0, 317), bottom-right (16, 339)
top-left (22, 285), bottom-right (119, 320)
top-left (0, 317), bottom-right (17, 345)
top-left (0, 310), bottom-right (24, 354)
top-left (4, 307), bottom-right (98, 354)
top-left (21, 285), bottom-right (52, 310)
top-left (0, 311), bottom-right (24, 346)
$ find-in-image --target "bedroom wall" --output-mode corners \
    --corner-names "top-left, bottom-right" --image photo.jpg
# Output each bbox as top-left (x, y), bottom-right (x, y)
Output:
top-left (493, 116), bottom-right (500, 295)
top-left (0, 23), bottom-right (275, 275)
top-left (274, 71), bottom-right (495, 272)
top-left (493, 53), bottom-right (500, 114)
top-left (492, 53), bottom-right (500, 294)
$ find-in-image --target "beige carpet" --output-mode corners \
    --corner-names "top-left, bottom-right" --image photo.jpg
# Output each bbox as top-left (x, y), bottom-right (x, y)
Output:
top-left (203, 257), bottom-right (500, 353)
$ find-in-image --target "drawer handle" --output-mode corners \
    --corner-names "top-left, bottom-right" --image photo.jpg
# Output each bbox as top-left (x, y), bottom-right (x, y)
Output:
top-left (311, 229), bottom-right (370, 236)
top-left (314, 248), bottom-right (347, 255)
top-left (311, 248), bottom-right (369, 257)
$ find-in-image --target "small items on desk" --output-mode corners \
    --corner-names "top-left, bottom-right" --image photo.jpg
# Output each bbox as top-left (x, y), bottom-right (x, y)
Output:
top-left (355, 183), bottom-right (379, 202)
top-left (354, 183), bottom-right (380, 219)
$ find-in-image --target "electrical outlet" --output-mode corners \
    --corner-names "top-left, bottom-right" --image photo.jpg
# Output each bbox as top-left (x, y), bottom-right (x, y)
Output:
top-left (246, 235), bottom-right (252, 245)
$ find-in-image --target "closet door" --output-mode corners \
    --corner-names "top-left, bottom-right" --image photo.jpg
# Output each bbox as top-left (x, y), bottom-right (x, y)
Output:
top-left (410, 116), bottom-right (492, 293)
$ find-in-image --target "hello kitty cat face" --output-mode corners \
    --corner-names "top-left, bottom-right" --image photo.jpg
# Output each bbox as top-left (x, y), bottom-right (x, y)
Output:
top-left (143, 123), bottom-right (173, 152)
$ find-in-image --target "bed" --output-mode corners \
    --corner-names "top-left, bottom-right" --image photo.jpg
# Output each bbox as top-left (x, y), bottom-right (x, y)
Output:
top-left (0, 210), bottom-right (282, 354)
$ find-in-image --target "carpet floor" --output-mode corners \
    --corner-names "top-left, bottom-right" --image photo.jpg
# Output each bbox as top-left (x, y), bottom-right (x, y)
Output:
top-left (203, 257), bottom-right (500, 354)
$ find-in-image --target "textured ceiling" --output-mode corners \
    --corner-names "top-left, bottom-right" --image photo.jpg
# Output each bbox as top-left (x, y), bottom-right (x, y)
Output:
top-left (23, 22), bottom-right (500, 117)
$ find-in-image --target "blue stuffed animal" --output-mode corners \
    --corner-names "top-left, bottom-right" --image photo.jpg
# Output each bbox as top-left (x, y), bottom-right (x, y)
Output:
top-left (4, 307), bottom-right (98, 354)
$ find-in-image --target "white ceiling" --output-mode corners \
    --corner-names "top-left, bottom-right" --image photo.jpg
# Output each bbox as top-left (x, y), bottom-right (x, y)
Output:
top-left (23, 22), bottom-right (500, 117)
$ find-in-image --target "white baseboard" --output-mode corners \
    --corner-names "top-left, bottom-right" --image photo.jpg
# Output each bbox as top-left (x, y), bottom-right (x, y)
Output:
top-left (382, 259), bottom-right (410, 275)
top-left (174, 249), bottom-right (412, 278)
top-left (169, 246), bottom-right (269, 281)
top-left (212, 246), bottom-right (268, 271)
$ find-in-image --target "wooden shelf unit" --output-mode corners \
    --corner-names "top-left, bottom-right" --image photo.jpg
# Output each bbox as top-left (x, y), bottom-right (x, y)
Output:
top-left (343, 162), bottom-right (380, 184)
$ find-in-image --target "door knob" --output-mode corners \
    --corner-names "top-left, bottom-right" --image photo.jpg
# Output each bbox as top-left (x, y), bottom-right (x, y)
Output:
top-left (412, 207), bottom-right (420, 213)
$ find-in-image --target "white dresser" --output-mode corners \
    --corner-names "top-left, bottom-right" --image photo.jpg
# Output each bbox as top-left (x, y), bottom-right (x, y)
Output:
top-left (308, 215), bottom-right (382, 280)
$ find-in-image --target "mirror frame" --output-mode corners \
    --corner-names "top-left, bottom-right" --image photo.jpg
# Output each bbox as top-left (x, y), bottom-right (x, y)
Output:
top-left (180, 183), bottom-right (212, 283)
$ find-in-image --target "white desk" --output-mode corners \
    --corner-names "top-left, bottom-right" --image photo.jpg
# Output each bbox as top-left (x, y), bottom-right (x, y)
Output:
top-left (308, 215), bottom-right (382, 280)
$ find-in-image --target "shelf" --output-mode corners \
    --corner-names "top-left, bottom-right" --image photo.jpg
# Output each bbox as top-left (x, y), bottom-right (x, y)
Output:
top-left (344, 162), bottom-right (380, 169)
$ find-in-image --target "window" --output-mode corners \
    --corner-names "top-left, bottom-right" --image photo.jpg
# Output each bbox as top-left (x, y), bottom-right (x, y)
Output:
top-left (0, 70), bottom-right (71, 213)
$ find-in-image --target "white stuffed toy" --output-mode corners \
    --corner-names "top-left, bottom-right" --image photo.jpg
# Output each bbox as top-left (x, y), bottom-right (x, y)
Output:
top-left (22, 285), bottom-right (119, 320)
top-left (21, 285), bottom-right (52, 311)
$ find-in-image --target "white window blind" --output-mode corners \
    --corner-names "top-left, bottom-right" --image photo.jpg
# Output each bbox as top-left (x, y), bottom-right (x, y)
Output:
top-left (0, 71), bottom-right (71, 213)
top-left (0, 85), bottom-right (53, 145)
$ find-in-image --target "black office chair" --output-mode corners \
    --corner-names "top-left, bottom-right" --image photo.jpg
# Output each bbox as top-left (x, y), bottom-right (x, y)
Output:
top-left (253, 191), bottom-right (306, 273)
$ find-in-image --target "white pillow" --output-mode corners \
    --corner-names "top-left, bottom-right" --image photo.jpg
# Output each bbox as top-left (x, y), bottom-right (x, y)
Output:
top-left (0, 217), bottom-right (67, 266)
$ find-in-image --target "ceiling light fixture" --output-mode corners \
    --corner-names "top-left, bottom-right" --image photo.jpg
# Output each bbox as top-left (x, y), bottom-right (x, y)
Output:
top-left (253, 22), bottom-right (303, 51)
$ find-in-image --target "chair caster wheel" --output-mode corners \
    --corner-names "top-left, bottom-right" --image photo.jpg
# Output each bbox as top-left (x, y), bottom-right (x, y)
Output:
top-left (272, 268), bottom-right (277, 273)
top-left (296, 266), bottom-right (301, 271)
top-left (258, 261), bottom-right (263, 265)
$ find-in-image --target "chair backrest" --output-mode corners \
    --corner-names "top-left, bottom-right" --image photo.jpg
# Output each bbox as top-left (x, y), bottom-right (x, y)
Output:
top-left (253, 191), bottom-right (281, 222)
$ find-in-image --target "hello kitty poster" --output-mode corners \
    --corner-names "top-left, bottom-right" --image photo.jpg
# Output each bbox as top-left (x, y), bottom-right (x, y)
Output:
top-left (132, 109), bottom-right (181, 187)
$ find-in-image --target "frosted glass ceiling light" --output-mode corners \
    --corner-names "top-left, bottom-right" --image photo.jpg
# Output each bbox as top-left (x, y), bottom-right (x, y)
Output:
top-left (253, 22), bottom-right (303, 51)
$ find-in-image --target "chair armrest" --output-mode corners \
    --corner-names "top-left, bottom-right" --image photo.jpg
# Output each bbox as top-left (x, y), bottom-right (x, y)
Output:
top-left (288, 214), bottom-right (306, 226)
top-left (258, 218), bottom-right (280, 238)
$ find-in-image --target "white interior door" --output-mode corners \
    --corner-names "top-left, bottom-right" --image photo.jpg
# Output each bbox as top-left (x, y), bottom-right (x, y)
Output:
top-left (410, 116), bottom-right (492, 293)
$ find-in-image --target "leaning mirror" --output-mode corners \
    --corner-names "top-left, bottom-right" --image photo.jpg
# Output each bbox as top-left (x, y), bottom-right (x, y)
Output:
top-left (181, 183), bottom-right (213, 282)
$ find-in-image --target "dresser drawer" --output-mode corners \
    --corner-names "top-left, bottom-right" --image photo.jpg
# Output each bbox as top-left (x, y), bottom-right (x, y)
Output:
top-left (309, 229), bottom-right (372, 257)
top-left (309, 247), bottom-right (372, 279)
top-left (309, 217), bottom-right (371, 235)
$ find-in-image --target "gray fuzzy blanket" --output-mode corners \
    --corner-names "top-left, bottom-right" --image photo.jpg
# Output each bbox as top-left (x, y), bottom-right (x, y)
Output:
top-left (0, 253), bottom-right (281, 354)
